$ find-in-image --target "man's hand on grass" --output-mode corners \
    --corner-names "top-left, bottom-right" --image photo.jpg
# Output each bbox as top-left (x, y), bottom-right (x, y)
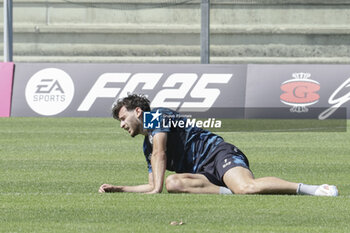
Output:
top-left (99, 184), bottom-right (121, 193)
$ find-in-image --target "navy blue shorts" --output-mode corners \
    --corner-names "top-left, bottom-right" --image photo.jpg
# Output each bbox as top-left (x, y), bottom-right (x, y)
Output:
top-left (197, 142), bottom-right (250, 187)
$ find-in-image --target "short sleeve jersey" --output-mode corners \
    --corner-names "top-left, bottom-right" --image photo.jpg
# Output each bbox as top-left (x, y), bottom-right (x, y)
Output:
top-left (143, 108), bottom-right (223, 174)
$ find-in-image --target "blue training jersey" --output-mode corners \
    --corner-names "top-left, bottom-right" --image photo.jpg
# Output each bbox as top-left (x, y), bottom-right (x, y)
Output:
top-left (143, 108), bottom-right (223, 174)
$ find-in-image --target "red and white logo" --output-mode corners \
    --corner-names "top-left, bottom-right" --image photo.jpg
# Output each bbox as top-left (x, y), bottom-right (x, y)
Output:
top-left (280, 73), bottom-right (320, 113)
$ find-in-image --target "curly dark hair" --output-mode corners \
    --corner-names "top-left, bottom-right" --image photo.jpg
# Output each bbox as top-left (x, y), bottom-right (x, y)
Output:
top-left (111, 94), bottom-right (151, 120)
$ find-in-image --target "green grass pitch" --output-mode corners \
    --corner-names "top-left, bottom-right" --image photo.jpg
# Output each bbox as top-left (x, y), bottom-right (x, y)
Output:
top-left (1, 117), bottom-right (350, 232)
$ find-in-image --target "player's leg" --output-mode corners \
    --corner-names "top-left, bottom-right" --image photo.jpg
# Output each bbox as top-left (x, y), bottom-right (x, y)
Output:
top-left (223, 167), bottom-right (339, 196)
top-left (211, 143), bottom-right (338, 196)
top-left (165, 173), bottom-right (221, 194)
top-left (223, 166), bottom-right (298, 194)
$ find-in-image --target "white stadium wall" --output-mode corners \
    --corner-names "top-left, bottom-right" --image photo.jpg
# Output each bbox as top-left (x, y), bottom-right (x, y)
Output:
top-left (1, 1), bottom-right (350, 63)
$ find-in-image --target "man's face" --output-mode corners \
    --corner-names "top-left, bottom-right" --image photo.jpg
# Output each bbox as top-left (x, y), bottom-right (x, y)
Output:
top-left (118, 106), bottom-right (143, 137)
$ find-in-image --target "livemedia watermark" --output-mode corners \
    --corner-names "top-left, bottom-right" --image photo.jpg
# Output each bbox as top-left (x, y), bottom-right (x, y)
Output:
top-left (143, 107), bottom-right (347, 132)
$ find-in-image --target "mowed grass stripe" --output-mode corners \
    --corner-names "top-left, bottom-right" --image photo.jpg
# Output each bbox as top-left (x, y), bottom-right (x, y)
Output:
top-left (0, 118), bottom-right (349, 232)
top-left (1, 194), bottom-right (350, 232)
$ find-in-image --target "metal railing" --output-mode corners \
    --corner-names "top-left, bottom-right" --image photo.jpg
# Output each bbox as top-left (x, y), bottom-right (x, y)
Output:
top-left (2, 0), bottom-right (211, 63)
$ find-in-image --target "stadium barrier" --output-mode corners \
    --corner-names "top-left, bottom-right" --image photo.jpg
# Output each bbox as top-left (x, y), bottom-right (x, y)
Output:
top-left (0, 62), bottom-right (14, 117)
top-left (5, 63), bottom-right (350, 123)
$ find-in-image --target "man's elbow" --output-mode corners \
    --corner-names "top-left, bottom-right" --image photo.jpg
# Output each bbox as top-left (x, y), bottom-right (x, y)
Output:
top-left (147, 187), bottom-right (163, 194)
top-left (149, 182), bottom-right (163, 193)
top-left (154, 186), bottom-right (163, 193)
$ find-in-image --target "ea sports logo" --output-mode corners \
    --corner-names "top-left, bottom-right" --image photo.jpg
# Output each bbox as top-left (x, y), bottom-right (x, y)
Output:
top-left (280, 73), bottom-right (320, 113)
top-left (25, 68), bottom-right (75, 116)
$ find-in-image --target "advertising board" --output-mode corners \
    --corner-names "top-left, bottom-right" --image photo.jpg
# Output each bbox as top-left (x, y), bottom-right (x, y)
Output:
top-left (11, 64), bottom-right (247, 117)
top-left (0, 62), bottom-right (14, 117)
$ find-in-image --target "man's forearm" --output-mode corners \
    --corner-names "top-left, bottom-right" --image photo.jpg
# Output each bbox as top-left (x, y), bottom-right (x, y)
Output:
top-left (149, 151), bottom-right (167, 193)
top-left (100, 183), bottom-right (154, 193)
top-left (119, 184), bottom-right (154, 193)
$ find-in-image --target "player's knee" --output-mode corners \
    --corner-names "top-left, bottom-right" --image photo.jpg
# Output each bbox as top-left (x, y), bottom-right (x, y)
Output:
top-left (233, 182), bottom-right (258, 195)
top-left (165, 175), bottom-right (184, 193)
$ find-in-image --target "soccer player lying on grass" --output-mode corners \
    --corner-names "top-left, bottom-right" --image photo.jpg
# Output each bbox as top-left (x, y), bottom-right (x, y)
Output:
top-left (99, 94), bottom-right (338, 196)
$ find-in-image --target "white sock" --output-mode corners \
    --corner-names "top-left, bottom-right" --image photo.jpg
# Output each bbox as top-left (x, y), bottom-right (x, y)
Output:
top-left (297, 183), bottom-right (320, 195)
top-left (219, 186), bottom-right (233, 194)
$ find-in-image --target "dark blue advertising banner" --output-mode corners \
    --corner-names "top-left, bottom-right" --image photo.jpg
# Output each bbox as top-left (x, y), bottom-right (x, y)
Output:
top-left (10, 63), bottom-right (348, 131)
top-left (11, 64), bottom-right (247, 117)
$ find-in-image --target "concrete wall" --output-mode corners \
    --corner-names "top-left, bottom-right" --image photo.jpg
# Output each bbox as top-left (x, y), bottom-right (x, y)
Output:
top-left (1, 0), bottom-right (350, 63)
